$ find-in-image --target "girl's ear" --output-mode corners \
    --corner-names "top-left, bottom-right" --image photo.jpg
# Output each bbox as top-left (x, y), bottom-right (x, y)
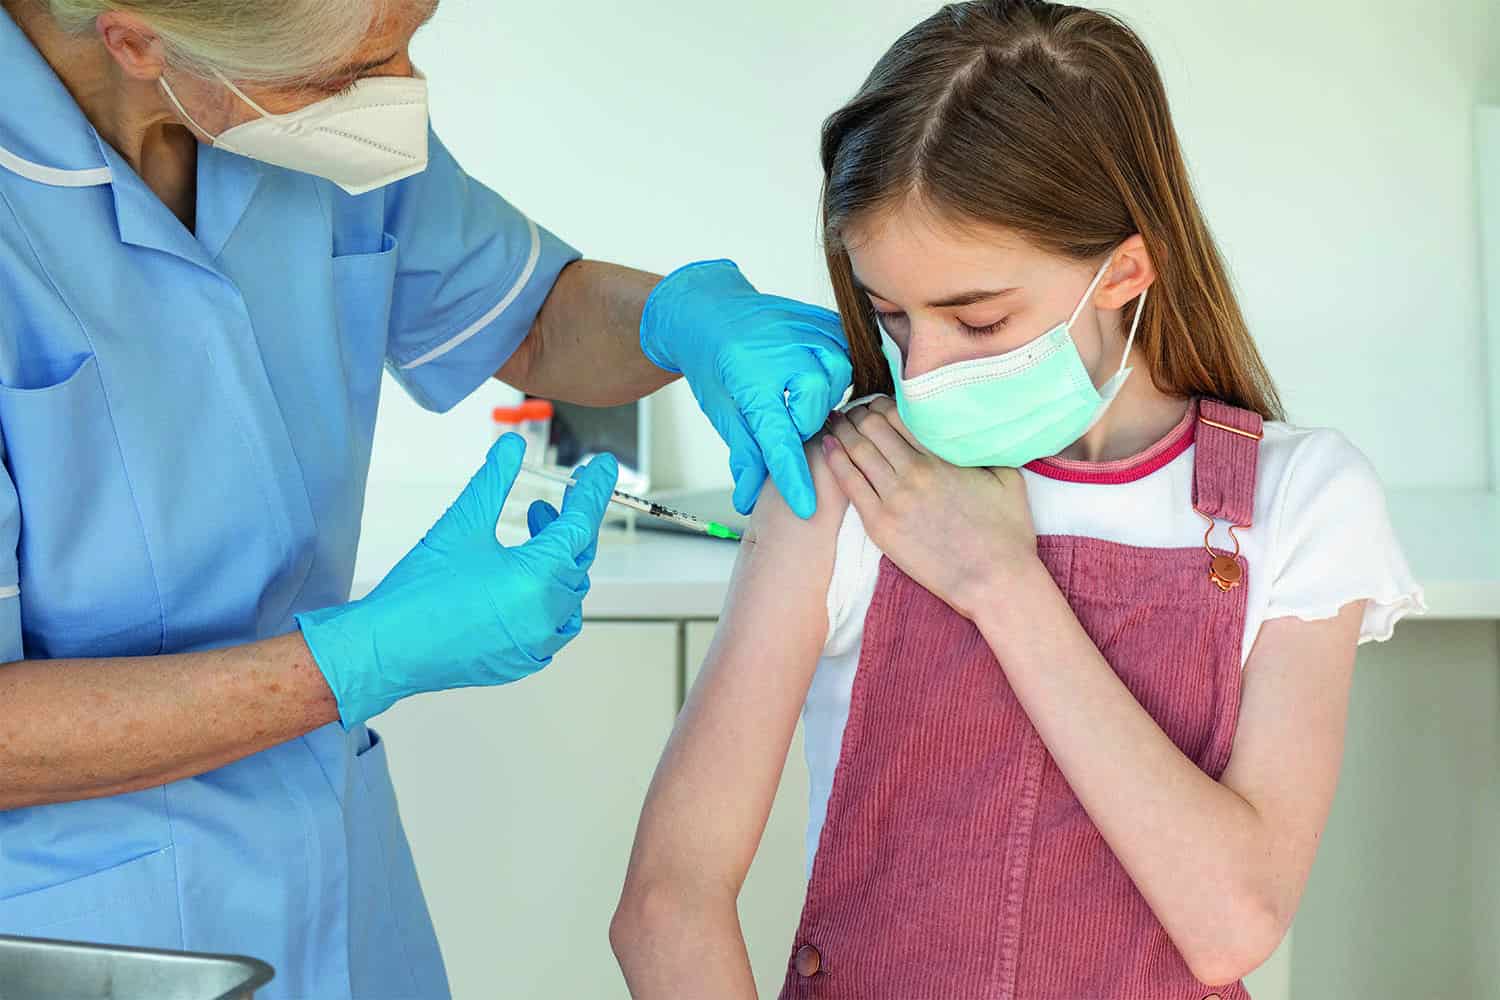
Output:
top-left (1095, 234), bottom-right (1156, 310)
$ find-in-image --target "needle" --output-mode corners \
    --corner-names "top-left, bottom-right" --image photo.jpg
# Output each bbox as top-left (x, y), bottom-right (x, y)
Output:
top-left (520, 464), bottom-right (742, 541)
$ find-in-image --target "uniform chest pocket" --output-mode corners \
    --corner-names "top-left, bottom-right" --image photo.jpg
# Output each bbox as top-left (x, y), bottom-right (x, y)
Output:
top-left (332, 233), bottom-right (399, 424)
top-left (0, 354), bottom-right (163, 658)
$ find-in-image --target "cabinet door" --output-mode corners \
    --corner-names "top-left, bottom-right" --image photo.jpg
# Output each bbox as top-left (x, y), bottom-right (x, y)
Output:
top-left (686, 621), bottom-right (809, 999)
top-left (377, 622), bottom-right (679, 1000)
top-left (1243, 934), bottom-right (1292, 1000)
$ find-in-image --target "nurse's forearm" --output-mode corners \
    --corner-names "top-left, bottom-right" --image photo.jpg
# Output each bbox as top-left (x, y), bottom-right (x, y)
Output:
top-left (0, 633), bottom-right (339, 810)
top-left (497, 260), bottom-right (678, 406)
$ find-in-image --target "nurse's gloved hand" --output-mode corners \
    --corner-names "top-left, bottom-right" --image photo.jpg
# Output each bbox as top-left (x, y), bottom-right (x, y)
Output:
top-left (640, 260), bottom-right (852, 519)
top-left (296, 435), bottom-right (618, 728)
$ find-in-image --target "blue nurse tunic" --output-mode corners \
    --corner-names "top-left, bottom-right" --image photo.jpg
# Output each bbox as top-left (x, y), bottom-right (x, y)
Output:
top-left (0, 10), bottom-right (578, 998)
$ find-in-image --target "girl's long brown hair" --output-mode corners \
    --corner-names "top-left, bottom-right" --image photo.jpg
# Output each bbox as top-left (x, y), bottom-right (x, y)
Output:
top-left (822, 0), bottom-right (1283, 421)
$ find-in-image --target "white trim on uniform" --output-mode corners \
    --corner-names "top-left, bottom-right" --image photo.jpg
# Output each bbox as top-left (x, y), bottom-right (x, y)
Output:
top-left (0, 143), bottom-right (112, 188)
top-left (0, 585), bottom-right (18, 600)
top-left (400, 217), bottom-right (542, 370)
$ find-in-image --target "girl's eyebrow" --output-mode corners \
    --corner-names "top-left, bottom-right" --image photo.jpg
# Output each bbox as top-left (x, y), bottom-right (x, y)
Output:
top-left (856, 281), bottom-right (1018, 309)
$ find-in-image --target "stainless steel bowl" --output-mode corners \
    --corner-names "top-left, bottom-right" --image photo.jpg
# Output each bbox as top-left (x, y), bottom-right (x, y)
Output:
top-left (0, 935), bottom-right (274, 999)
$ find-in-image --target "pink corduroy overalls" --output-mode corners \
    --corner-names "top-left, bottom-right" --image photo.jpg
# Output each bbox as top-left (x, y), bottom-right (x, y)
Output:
top-left (780, 399), bottom-right (1264, 1000)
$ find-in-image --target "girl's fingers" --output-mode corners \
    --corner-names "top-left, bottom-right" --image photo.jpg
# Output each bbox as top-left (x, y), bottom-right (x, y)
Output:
top-left (863, 396), bottom-right (926, 452)
top-left (829, 412), bottom-right (899, 496)
top-left (864, 397), bottom-right (926, 453)
top-left (821, 434), bottom-right (880, 515)
top-left (846, 405), bottom-right (920, 472)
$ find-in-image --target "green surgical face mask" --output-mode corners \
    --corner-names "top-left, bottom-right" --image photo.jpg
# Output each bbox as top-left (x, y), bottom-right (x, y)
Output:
top-left (883, 258), bottom-right (1146, 469)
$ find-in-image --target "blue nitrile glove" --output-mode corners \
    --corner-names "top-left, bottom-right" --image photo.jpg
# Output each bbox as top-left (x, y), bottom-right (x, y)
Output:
top-left (640, 260), bottom-right (852, 518)
top-left (296, 435), bottom-right (619, 728)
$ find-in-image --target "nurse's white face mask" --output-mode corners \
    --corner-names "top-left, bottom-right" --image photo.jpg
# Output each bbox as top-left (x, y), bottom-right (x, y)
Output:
top-left (160, 69), bottom-right (429, 195)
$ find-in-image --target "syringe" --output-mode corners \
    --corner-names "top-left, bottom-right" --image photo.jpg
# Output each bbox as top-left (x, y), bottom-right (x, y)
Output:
top-left (520, 464), bottom-right (742, 541)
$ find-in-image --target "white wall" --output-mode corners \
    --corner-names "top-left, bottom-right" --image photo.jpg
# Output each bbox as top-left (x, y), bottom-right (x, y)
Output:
top-left (372, 7), bottom-right (1500, 996)
top-left (1480, 105), bottom-right (1500, 488)
top-left (372, 0), bottom-right (1498, 495)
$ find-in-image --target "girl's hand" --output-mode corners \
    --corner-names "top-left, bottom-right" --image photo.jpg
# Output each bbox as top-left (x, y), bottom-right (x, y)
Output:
top-left (821, 397), bottom-right (1039, 620)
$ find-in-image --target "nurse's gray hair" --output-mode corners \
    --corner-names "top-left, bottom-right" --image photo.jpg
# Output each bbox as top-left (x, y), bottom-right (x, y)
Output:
top-left (42, 0), bottom-right (380, 83)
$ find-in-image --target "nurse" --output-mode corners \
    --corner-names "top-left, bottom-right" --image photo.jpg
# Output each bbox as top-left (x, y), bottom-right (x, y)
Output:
top-left (0, 0), bottom-right (850, 997)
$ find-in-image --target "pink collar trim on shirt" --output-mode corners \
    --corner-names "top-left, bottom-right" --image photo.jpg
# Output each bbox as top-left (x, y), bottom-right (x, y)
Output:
top-left (1023, 402), bottom-right (1197, 485)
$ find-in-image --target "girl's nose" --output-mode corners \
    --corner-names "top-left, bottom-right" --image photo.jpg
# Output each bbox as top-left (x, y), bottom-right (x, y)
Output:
top-left (901, 326), bottom-right (951, 380)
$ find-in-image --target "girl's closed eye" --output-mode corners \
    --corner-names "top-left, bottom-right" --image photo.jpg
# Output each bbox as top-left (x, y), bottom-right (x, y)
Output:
top-left (874, 309), bottom-right (1010, 338)
top-left (958, 315), bottom-right (1011, 338)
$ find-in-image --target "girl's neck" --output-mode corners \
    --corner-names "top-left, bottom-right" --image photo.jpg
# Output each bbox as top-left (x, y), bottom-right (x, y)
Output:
top-left (1056, 372), bottom-right (1193, 464)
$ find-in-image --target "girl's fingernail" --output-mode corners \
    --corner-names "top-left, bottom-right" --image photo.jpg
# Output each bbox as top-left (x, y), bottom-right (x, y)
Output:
top-left (821, 435), bottom-right (837, 453)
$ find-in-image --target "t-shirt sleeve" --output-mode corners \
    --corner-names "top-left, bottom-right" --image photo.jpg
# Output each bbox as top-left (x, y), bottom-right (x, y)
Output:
top-left (381, 130), bottom-right (581, 413)
top-left (822, 395), bottom-right (896, 657)
top-left (824, 505), bottom-right (884, 658)
top-left (1264, 429), bottom-right (1424, 643)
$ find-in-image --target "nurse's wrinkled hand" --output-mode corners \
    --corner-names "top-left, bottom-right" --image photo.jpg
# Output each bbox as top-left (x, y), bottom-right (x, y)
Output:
top-left (640, 260), bottom-right (852, 520)
top-left (821, 398), bottom-right (1037, 622)
top-left (296, 435), bottom-right (618, 728)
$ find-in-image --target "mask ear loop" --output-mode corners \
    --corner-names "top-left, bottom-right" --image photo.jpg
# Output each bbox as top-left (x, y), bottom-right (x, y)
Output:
top-left (1068, 255), bottom-right (1149, 379)
top-left (1117, 287), bottom-right (1148, 376)
top-left (159, 72), bottom-right (217, 142)
top-left (1066, 258), bottom-right (1115, 329)
top-left (160, 68), bottom-right (272, 144)
top-left (212, 70), bottom-right (275, 119)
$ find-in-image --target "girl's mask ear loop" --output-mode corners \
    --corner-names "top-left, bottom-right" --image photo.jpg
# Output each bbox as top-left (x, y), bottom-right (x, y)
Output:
top-left (1116, 286), bottom-right (1147, 374)
top-left (1072, 255), bottom-right (1148, 378)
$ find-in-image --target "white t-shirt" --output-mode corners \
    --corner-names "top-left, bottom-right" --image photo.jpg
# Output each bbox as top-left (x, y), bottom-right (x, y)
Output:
top-left (800, 410), bottom-right (1425, 871)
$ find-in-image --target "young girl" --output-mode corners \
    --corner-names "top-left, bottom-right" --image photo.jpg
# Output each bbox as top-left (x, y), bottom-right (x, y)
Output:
top-left (611, 3), bottom-right (1423, 997)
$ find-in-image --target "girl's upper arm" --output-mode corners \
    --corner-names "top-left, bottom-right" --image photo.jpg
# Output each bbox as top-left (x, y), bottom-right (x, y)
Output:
top-left (1221, 429), bottom-right (1421, 914)
top-left (623, 437), bottom-right (850, 894)
top-left (1219, 601), bottom-right (1363, 915)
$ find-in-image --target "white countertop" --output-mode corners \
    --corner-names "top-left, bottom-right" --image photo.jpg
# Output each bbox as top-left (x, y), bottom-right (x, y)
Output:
top-left (352, 484), bottom-right (740, 619)
top-left (1383, 488), bottom-right (1500, 621)
top-left (354, 483), bottom-right (1497, 622)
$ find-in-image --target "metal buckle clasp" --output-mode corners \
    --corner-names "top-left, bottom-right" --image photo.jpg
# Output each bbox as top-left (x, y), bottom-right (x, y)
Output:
top-left (1200, 513), bottom-right (1246, 592)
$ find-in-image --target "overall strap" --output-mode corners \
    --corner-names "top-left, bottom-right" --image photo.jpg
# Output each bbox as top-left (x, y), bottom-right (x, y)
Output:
top-left (1192, 398), bottom-right (1263, 527)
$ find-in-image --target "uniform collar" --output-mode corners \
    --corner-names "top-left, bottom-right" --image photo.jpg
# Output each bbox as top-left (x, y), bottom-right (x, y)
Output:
top-left (1, 8), bottom-right (264, 268)
top-left (0, 6), bottom-right (113, 187)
